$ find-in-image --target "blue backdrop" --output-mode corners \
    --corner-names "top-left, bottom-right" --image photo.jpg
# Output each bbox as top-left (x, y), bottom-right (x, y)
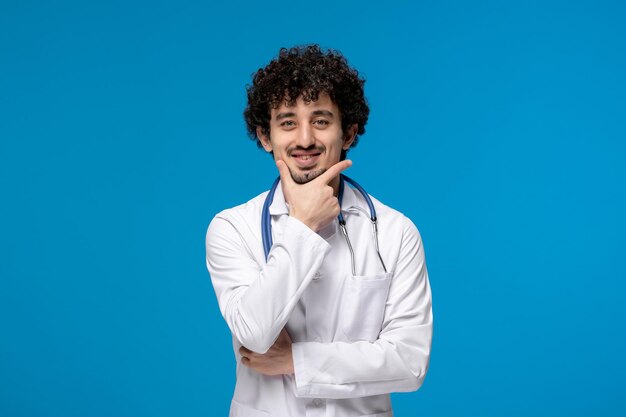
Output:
top-left (1, 1), bottom-right (625, 416)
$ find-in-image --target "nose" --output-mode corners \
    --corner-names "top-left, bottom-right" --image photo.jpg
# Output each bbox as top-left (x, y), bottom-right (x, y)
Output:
top-left (295, 123), bottom-right (315, 148)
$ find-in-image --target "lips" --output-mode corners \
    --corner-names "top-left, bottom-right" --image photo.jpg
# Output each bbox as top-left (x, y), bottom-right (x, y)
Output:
top-left (291, 152), bottom-right (321, 168)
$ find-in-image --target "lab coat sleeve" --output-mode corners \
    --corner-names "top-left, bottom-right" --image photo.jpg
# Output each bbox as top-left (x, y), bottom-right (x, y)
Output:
top-left (206, 213), bottom-right (331, 354)
top-left (291, 216), bottom-right (433, 399)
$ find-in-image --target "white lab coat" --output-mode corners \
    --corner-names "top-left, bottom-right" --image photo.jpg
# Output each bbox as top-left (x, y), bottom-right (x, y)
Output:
top-left (205, 181), bottom-right (433, 417)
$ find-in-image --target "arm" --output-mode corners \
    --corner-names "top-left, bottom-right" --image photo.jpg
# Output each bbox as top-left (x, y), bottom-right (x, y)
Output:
top-left (206, 213), bottom-right (331, 354)
top-left (206, 160), bottom-right (352, 354)
top-left (291, 216), bottom-right (433, 399)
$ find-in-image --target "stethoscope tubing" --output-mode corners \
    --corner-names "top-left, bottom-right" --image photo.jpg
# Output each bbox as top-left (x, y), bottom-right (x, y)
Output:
top-left (262, 174), bottom-right (387, 274)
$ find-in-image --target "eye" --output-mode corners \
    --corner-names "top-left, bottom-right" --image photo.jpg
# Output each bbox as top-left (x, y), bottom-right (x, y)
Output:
top-left (313, 119), bottom-right (329, 126)
top-left (280, 120), bottom-right (296, 127)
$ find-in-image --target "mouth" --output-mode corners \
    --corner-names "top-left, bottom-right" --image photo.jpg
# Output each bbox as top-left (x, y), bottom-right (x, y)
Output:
top-left (290, 151), bottom-right (322, 168)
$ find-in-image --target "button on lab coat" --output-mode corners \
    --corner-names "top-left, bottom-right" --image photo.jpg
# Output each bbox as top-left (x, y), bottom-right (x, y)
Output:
top-left (205, 181), bottom-right (433, 417)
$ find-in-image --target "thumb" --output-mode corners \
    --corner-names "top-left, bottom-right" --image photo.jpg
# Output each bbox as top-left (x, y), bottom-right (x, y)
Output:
top-left (276, 160), bottom-right (293, 185)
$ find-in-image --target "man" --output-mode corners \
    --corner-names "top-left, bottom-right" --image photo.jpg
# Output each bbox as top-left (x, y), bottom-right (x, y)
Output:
top-left (206, 45), bottom-right (433, 417)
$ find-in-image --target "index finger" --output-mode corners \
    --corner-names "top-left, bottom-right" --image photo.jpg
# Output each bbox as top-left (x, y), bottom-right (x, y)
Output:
top-left (316, 159), bottom-right (352, 184)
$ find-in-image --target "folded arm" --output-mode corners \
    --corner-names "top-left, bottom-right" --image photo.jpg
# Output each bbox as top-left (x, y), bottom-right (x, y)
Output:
top-left (206, 213), bottom-right (331, 353)
top-left (292, 216), bottom-right (433, 398)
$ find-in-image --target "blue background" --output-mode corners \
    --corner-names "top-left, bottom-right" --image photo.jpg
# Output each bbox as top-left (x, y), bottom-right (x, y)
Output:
top-left (1, 0), bottom-right (625, 416)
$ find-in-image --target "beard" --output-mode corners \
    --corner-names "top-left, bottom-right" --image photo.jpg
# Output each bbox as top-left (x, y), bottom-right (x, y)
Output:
top-left (285, 144), bottom-right (328, 184)
top-left (290, 167), bottom-right (326, 184)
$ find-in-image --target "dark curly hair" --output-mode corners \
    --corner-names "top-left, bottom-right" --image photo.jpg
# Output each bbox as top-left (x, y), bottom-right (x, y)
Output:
top-left (243, 44), bottom-right (369, 160)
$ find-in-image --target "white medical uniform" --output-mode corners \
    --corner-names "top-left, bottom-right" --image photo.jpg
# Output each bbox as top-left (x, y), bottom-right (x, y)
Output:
top-left (205, 181), bottom-right (433, 417)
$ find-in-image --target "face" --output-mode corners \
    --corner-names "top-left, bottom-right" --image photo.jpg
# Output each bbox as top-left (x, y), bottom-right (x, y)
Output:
top-left (257, 92), bottom-right (357, 184)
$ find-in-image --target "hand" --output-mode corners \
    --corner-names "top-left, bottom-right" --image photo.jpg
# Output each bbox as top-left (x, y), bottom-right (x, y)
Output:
top-left (276, 159), bottom-right (352, 232)
top-left (239, 328), bottom-right (294, 376)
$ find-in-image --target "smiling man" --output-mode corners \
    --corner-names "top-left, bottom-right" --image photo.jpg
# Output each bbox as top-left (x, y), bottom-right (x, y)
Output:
top-left (206, 45), bottom-right (433, 417)
top-left (260, 92), bottom-right (356, 186)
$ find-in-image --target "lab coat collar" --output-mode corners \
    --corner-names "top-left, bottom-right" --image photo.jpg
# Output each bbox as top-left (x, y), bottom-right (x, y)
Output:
top-left (268, 179), bottom-right (364, 216)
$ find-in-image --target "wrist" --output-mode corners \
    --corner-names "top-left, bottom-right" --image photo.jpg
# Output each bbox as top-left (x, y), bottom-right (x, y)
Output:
top-left (287, 349), bottom-right (295, 375)
top-left (290, 213), bottom-right (318, 232)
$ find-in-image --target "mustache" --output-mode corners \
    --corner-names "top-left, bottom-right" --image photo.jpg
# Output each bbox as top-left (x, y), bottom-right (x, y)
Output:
top-left (287, 145), bottom-right (325, 156)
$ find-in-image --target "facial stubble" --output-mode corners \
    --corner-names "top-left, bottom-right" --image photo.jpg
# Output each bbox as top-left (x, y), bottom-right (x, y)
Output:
top-left (290, 167), bottom-right (326, 184)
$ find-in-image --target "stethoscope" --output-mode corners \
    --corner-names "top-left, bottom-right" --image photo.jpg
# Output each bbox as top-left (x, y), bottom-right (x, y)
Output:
top-left (261, 174), bottom-right (387, 276)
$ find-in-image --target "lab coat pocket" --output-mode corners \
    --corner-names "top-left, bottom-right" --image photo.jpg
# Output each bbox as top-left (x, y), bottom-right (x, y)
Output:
top-left (342, 272), bottom-right (393, 342)
top-left (230, 400), bottom-right (271, 417)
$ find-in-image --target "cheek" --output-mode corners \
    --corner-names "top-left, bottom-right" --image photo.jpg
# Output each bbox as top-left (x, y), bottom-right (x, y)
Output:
top-left (320, 133), bottom-right (341, 148)
top-left (327, 140), bottom-right (346, 156)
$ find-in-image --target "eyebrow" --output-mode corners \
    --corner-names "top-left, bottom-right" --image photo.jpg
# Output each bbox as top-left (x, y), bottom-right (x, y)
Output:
top-left (311, 110), bottom-right (335, 118)
top-left (276, 112), bottom-right (296, 120)
top-left (275, 110), bottom-right (335, 120)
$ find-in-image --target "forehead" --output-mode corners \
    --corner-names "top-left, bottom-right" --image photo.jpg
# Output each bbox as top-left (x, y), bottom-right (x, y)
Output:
top-left (271, 92), bottom-right (338, 116)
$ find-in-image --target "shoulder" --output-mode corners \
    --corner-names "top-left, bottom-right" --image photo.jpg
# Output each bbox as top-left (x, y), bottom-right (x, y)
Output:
top-left (364, 194), bottom-right (427, 273)
top-left (206, 190), bottom-right (268, 242)
top-left (365, 193), bottom-right (424, 249)
top-left (368, 194), bottom-right (420, 233)
top-left (212, 190), bottom-right (268, 224)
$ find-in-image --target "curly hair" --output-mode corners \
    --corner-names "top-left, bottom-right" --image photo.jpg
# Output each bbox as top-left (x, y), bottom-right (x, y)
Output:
top-left (243, 44), bottom-right (369, 160)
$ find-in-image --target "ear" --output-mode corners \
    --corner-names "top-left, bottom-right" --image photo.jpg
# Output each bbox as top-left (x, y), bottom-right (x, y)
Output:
top-left (257, 127), bottom-right (273, 153)
top-left (342, 124), bottom-right (358, 150)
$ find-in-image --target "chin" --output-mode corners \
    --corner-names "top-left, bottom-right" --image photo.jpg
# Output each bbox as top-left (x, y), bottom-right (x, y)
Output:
top-left (291, 167), bottom-right (325, 184)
